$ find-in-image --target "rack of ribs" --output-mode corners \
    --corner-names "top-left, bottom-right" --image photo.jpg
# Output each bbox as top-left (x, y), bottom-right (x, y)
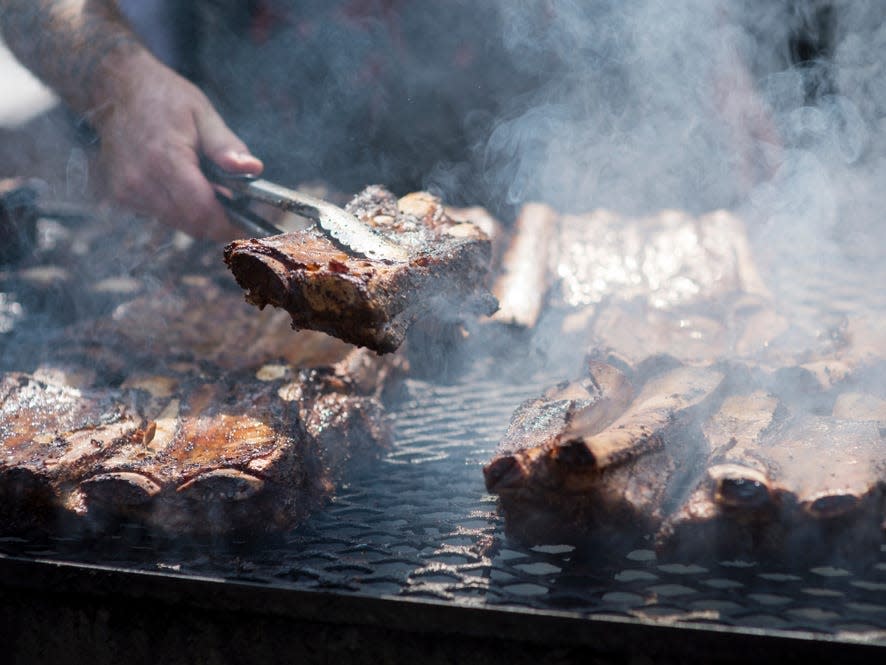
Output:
top-left (484, 360), bottom-right (725, 546)
top-left (482, 204), bottom-right (783, 376)
top-left (1, 347), bottom-right (390, 535)
top-left (0, 373), bottom-right (145, 532)
top-left (224, 186), bottom-right (498, 353)
top-left (658, 382), bottom-right (885, 560)
top-left (488, 359), bottom-right (885, 557)
top-left (484, 202), bottom-right (885, 557)
top-left (1, 248), bottom-right (395, 535)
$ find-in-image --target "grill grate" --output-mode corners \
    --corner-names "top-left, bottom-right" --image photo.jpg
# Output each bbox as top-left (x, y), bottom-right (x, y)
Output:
top-left (2, 360), bottom-right (884, 643)
top-left (277, 367), bottom-right (886, 639)
top-left (2, 211), bottom-right (885, 646)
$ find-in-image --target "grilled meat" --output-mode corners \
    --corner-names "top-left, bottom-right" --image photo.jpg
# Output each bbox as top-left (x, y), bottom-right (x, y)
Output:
top-left (494, 361), bottom-right (634, 457)
top-left (588, 301), bottom-right (732, 370)
top-left (656, 390), bottom-right (783, 556)
top-left (445, 205), bottom-right (506, 272)
top-left (486, 199), bottom-right (885, 556)
top-left (70, 355), bottom-right (389, 534)
top-left (485, 362), bottom-right (724, 545)
top-left (1, 346), bottom-right (390, 535)
top-left (64, 273), bottom-right (355, 374)
top-left (224, 186), bottom-right (497, 353)
top-left (487, 205), bottom-right (780, 372)
top-left (658, 388), bottom-right (886, 559)
top-left (573, 209), bottom-right (780, 372)
top-left (768, 415), bottom-right (883, 523)
top-left (728, 288), bottom-right (885, 396)
top-left (491, 203), bottom-right (558, 328)
top-left (552, 209), bottom-right (770, 312)
top-left (0, 224), bottom-right (398, 536)
top-left (0, 373), bottom-right (145, 531)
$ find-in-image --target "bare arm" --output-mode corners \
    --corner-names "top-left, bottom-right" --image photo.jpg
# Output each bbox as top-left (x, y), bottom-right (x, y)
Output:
top-left (0, 1), bottom-right (140, 115)
top-left (0, 0), bottom-right (263, 240)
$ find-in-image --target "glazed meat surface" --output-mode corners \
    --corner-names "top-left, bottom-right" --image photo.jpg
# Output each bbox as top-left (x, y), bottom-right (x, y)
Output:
top-left (484, 361), bottom-right (724, 545)
top-left (224, 186), bottom-right (497, 353)
top-left (658, 389), bottom-right (885, 559)
top-left (551, 209), bottom-right (769, 313)
top-left (72, 354), bottom-right (388, 534)
top-left (1, 347), bottom-right (390, 535)
top-left (1, 229), bottom-right (396, 536)
top-left (0, 373), bottom-right (145, 531)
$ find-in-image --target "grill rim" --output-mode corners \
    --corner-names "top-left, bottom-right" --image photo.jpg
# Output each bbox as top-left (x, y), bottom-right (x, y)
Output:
top-left (1, 552), bottom-right (883, 663)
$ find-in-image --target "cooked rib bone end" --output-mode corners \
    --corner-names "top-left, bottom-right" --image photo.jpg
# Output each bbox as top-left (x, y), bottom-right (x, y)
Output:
top-left (708, 464), bottom-right (774, 511)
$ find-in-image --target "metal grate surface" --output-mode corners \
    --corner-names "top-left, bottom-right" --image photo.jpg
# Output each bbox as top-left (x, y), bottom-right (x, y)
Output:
top-left (1, 210), bottom-right (884, 651)
top-left (251, 366), bottom-right (886, 639)
top-left (2, 358), bottom-right (884, 643)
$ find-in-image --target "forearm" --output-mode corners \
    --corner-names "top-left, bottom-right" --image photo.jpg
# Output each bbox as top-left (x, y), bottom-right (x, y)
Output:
top-left (0, 0), bottom-right (148, 115)
top-left (1, 0), bottom-right (262, 240)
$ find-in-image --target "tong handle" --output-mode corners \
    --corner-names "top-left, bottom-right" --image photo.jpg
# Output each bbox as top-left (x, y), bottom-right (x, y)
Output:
top-left (200, 157), bottom-right (409, 261)
top-left (200, 157), bottom-right (258, 191)
top-left (200, 157), bottom-right (280, 237)
top-left (213, 193), bottom-right (281, 238)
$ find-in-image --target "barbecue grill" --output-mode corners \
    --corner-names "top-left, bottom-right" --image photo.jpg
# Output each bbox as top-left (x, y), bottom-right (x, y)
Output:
top-left (3, 4), bottom-right (885, 660)
top-left (1, 359), bottom-right (884, 664)
top-left (1, 177), bottom-right (884, 664)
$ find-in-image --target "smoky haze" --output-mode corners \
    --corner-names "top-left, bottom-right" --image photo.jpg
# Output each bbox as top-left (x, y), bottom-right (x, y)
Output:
top-left (2, 0), bottom-right (884, 360)
top-left (469, 1), bottom-right (885, 347)
top-left (196, 1), bottom-right (883, 263)
top-left (0, 0), bottom-right (883, 560)
top-left (477, 1), bottom-right (882, 230)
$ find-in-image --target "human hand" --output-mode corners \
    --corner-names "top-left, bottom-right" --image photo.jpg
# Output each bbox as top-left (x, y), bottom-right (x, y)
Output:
top-left (91, 51), bottom-right (263, 240)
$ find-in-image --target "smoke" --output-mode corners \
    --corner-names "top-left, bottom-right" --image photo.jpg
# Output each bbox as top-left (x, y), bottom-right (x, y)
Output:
top-left (3, 1), bottom-right (885, 352)
top-left (480, 2), bottom-right (730, 212)
top-left (465, 1), bottom-right (884, 341)
top-left (186, 1), bottom-right (879, 257)
top-left (475, 2), bottom-right (869, 217)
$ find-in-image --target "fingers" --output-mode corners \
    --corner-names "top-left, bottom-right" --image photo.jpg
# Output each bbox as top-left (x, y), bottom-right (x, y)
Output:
top-left (104, 148), bottom-right (240, 242)
top-left (195, 106), bottom-right (263, 176)
top-left (161, 160), bottom-right (241, 241)
top-left (93, 61), bottom-right (261, 239)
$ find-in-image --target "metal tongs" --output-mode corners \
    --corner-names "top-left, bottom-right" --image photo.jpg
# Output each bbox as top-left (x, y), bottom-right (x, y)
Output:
top-left (203, 160), bottom-right (408, 262)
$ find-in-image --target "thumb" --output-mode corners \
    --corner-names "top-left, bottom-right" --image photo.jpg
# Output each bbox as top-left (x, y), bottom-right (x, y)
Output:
top-left (195, 107), bottom-right (263, 175)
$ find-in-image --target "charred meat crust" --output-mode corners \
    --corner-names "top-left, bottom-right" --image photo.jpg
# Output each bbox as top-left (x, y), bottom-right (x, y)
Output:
top-left (1, 347), bottom-right (391, 536)
top-left (658, 397), bottom-right (886, 559)
top-left (2, 243), bottom-right (396, 537)
top-left (0, 373), bottom-right (146, 531)
top-left (494, 361), bottom-right (634, 458)
top-left (224, 186), bottom-right (497, 354)
top-left (484, 362), bottom-right (725, 545)
top-left (488, 359), bottom-right (885, 558)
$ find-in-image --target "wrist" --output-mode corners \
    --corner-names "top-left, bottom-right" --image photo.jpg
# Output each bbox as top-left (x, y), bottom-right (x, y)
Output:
top-left (82, 44), bottom-right (156, 127)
